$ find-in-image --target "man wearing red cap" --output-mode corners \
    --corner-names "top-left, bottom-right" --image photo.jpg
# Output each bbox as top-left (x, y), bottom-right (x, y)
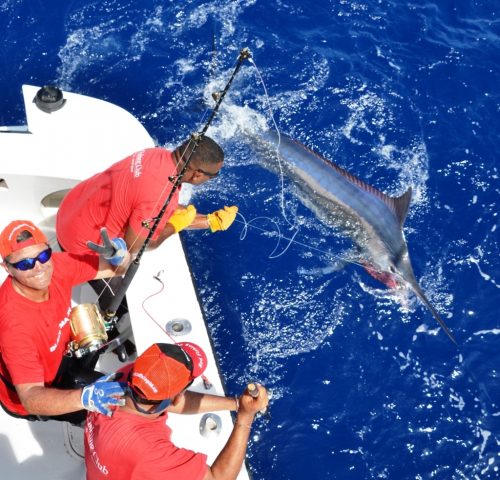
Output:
top-left (0, 220), bottom-right (129, 423)
top-left (85, 342), bottom-right (269, 480)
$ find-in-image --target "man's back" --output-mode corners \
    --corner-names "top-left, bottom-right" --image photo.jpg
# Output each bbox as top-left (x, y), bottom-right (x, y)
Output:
top-left (85, 405), bottom-right (207, 479)
top-left (56, 148), bottom-right (179, 254)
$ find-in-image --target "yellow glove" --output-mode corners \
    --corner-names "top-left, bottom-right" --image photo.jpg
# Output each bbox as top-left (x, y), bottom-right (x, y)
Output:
top-left (168, 205), bottom-right (197, 233)
top-left (207, 206), bottom-right (238, 232)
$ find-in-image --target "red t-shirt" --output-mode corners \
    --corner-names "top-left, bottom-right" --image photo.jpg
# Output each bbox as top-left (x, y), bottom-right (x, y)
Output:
top-left (0, 252), bottom-right (99, 415)
top-left (56, 148), bottom-right (181, 254)
top-left (85, 407), bottom-right (208, 480)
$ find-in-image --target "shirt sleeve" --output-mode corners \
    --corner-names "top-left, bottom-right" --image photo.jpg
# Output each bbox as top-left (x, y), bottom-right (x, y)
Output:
top-left (127, 150), bottom-right (180, 241)
top-left (56, 252), bottom-right (100, 284)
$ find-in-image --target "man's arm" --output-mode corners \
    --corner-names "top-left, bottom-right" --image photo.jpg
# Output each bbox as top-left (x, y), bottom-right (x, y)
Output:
top-left (16, 382), bottom-right (83, 416)
top-left (167, 390), bottom-right (237, 414)
top-left (187, 213), bottom-right (211, 229)
top-left (203, 384), bottom-right (268, 480)
top-left (17, 374), bottom-right (125, 417)
top-left (93, 250), bottom-right (131, 279)
top-left (123, 203), bottom-right (238, 253)
top-left (124, 224), bottom-right (176, 254)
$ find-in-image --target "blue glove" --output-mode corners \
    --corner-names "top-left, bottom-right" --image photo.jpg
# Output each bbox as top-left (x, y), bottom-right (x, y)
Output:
top-left (81, 372), bottom-right (126, 416)
top-left (87, 228), bottom-right (127, 266)
top-left (104, 237), bottom-right (127, 266)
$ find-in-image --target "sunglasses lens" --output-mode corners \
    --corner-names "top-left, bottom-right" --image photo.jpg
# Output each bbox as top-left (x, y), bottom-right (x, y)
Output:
top-left (150, 398), bottom-right (171, 413)
top-left (38, 248), bottom-right (52, 264)
top-left (10, 248), bottom-right (52, 271)
top-left (14, 259), bottom-right (35, 271)
top-left (128, 386), bottom-right (171, 414)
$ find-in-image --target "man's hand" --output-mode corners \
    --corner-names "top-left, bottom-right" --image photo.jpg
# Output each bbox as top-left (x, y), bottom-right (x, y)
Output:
top-left (87, 228), bottom-right (127, 266)
top-left (168, 205), bottom-right (197, 233)
top-left (238, 384), bottom-right (268, 419)
top-left (81, 373), bottom-right (126, 417)
top-left (207, 206), bottom-right (238, 232)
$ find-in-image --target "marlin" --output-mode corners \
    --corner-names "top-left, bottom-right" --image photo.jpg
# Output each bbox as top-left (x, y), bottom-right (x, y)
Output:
top-left (252, 130), bottom-right (456, 344)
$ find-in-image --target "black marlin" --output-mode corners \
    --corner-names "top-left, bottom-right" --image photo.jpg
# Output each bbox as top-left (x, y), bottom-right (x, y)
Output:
top-left (253, 130), bottom-right (456, 344)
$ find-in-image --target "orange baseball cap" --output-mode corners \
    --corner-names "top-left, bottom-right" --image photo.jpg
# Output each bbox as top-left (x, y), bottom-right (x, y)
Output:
top-left (0, 220), bottom-right (48, 260)
top-left (130, 342), bottom-right (207, 401)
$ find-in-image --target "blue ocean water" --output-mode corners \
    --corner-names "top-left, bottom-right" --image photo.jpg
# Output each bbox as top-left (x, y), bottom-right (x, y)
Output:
top-left (1, 1), bottom-right (499, 478)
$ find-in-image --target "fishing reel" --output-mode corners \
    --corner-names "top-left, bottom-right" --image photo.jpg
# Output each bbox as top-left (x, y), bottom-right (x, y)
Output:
top-left (65, 303), bottom-right (112, 358)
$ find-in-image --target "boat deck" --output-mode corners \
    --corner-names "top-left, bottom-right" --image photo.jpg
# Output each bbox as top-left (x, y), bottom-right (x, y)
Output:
top-left (0, 85), bottom-right (248, 479)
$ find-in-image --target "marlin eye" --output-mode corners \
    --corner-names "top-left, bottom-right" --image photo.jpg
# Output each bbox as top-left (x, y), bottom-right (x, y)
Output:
top-left (389, 266), bottom-right (396, 273)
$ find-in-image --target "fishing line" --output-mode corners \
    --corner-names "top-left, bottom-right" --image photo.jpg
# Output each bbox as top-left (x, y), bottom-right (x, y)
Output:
top-left (140, 271), bottom-right (214, 389)
top-left (102, 48), bottom-right (252, 319)
top-left (247, 56), bottom-right (298, 232)
top-left (140, 270), bottom-right (177, 343)
top-left (120, 50), bottom-right (252, 262)
top-left (236, 212), bottom-right (298, 259)
top-left (94, 278), bottom-right (115, 302)
top-left (233, 215), bottom-right (367, 269)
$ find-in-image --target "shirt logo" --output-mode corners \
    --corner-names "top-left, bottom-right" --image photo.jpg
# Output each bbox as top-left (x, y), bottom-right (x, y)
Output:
top-left (130, 150), bottom-right (145, 178)
top-left (132, 372), bottom-right (158, 393)
top-left (49, 316), bottom-right (69, 352)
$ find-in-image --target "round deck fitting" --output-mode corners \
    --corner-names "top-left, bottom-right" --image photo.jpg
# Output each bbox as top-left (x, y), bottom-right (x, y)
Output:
top-left (165, 318), bottom-right (192, 337)
top-left (199, 413), bottom-right (222, 438)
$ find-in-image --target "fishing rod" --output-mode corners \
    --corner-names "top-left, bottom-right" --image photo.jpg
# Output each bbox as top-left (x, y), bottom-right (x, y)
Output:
top-left (103, 47), bottom-right (252, 322)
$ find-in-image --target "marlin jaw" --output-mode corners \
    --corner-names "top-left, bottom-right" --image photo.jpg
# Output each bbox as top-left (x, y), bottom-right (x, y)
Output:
top-left (251, 130), bottom-right (456, 345)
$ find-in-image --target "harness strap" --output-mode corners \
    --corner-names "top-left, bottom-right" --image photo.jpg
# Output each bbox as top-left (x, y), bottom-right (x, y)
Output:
top-left (0, 370), bottom-right (16, 392)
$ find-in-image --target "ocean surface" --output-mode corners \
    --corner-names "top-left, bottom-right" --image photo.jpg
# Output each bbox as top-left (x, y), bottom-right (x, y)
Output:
top-left (1, 1), bottom-right (499, 478)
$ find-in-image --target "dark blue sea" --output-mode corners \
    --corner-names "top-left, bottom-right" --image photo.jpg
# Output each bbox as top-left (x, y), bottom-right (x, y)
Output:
top-left (1, 1), bottom-right (499, 478)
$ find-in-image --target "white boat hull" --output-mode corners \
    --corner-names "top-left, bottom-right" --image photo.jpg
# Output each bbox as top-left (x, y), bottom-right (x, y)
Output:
top-left (0, 85), bottom-right (249, 479)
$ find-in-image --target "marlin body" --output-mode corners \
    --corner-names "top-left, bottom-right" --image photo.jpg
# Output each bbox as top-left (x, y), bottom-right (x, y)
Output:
top-left (253, 130), bottom-right (456, 344)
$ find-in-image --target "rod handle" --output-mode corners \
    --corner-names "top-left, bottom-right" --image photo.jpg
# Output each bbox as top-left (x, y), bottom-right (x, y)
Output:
top-left (247, 382), bottom-right (269, 417)
top-left (247, 382), bottom-right (259, 398)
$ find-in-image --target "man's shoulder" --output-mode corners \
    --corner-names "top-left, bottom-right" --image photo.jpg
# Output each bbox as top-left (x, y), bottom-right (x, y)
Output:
top-left (131, 148), bottom-right (175, 185)
top-left (142, 147), bottom-right (174, 167)
top-left (0, 279), bottom-right (30, 316)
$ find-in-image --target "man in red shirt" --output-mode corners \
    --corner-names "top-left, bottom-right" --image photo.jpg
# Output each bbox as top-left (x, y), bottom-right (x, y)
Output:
top-left (85, 342), bottom-right (268, 480)
top-left (0, 220), bottom-right (128, 424)
top-left (56, 135), bottom-right (238, 315)
top-left (56, 135), bottom-right (238, 256)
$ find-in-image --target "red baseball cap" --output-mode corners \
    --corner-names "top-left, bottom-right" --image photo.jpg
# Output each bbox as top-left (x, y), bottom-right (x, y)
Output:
top-left (0, 220), bottom-right (48, 260)
top-left (130, 342), bottom-right (207, 401)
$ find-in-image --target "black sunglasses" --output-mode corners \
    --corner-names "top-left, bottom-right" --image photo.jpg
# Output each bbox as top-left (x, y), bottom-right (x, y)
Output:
top-left (7, 247), bottom-right (52, 271)
top-left (127, 386), bottom-right (171, 415)
top-left (186, 164), bottom-right (219, 179)
top-left (195, 167), bottom-right (219, 179)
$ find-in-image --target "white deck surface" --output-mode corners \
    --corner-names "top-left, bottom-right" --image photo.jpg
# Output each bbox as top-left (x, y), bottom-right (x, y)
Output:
top-left (0, 85), bottom-right (248, 479)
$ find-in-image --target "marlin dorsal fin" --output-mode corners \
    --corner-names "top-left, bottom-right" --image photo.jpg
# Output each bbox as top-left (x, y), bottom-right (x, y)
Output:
top-left (389, 187), bottom-right (412, 226)
top-left (322, 156), bottom-right (413, 226)
top-left (288, 136), bottom-right (413, 226)
top-left (327, 155), bottom-right (413, 226)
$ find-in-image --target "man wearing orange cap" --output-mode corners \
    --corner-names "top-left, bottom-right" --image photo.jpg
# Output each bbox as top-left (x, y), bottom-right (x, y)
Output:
top-left (0, 220), bottom-right (129, 423)
top-left (85, 342), bottom-right (268, 480)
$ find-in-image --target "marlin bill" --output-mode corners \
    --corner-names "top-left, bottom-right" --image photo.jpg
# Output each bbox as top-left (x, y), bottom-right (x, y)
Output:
top-left (253, 130), bottom-right (456, 344)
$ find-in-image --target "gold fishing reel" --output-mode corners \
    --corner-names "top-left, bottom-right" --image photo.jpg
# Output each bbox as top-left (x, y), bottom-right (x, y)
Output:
top-left (66, 303), bottom-right (108, 358)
